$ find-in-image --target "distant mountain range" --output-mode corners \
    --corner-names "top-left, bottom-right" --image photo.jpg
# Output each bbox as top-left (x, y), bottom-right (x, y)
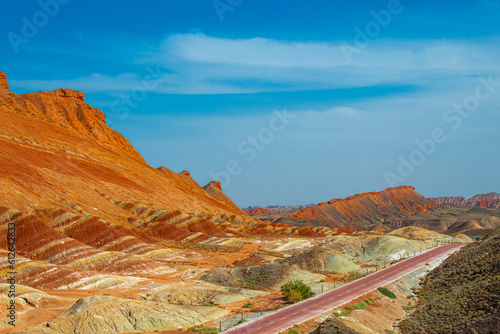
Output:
top-left (242, 204), bottom-right (314, 216)
top-left (431, 192), bottom-right (500, 209)
top-left (244, 188), bottom-right (500, 236)
top-left (245, 186), bottom-right (436, 221)
top-left (245, 191), bottom-right (500, 218)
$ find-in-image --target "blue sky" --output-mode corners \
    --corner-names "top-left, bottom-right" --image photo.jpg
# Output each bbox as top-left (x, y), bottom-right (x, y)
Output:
top-left (1, 0), bottom-right (499, 207)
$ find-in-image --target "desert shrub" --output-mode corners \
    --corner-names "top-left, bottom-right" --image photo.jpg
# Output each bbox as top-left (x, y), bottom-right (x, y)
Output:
top-left (242, 302), bottom-right (254, 308)
top-left (187, 325), bottom-right (219, 333)
top-left (285, 290), bottom-right (303, 303)
top-left (352, 301), bottom-right (369, 310)
top-left (281, 280), bottom-right (315, 303)
top-left (377, 287), bottom-right (397, 299)
top-left (348, 271), bottom-right (366, 280)
top-left (333, 311), bottom-right (350, 317)
top-left (288, 330), bottom-right (299, 334)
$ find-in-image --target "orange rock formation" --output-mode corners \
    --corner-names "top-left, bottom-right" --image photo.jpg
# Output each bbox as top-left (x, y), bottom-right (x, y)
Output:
top-left (290, 186), bottom-right (437, 225)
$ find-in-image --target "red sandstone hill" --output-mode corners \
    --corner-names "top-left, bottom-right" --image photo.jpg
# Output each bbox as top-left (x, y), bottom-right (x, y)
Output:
top-left (431, 193), bottom-right (500, 209)
top-left (290, 186), bottom-right (437, 225)
top-left (0, 71), bottom-right (244, 219)
top-left (0, 70), bottom-right (338, 262)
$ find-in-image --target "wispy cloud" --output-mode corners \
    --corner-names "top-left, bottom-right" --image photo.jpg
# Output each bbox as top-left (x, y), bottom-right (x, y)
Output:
top-left (10, 34), bottom-right (500, 95)
top-left (144, 34), bottom-right (500, 93)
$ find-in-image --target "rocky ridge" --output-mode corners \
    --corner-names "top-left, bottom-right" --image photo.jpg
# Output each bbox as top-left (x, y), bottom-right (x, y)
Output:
top-left (290, 186), bottom-right (437, 227)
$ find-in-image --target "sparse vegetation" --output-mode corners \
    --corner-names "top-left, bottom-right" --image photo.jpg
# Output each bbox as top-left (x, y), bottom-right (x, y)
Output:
top-left (400, 234), bottom-right (500, 333)
top-left (187, 325), bottom-right (219, 333)
top-left (347, 271), bottom-right (367, 281)
top-left (365, 298), bottom-right (376, 305)
top-left (333, 311), bottom-right (350, 317)
top-left (352, 301), bottom-right (369, 310)
top-left (377, 287), bottom-right (397, 299)
top-left (281, 280), bottom-right (315, 303)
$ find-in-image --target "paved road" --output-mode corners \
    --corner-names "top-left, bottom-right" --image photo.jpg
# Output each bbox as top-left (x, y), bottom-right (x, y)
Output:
top-left (223, 244), bottom-right (466, 334)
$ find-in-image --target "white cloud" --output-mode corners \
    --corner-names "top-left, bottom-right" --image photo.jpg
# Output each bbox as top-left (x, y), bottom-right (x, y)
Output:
top-left (10, 34), bottom-right (500, 95)
top-left (143, 34), bottom-right (500, 93)
top-left (157, 34), bottom-right (343, 68)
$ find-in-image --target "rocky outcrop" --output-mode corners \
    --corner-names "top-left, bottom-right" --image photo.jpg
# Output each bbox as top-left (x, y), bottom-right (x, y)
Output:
top-left (290, 186), bottom-right (437, 227)
top-left (203, 181), bottom-right (247, 215)
top-left (0, 71), bottom-right (8, 89)
top-left (202, 264), bottom-right (293, 290)
top-left (0, 71), bottom-right (143, 162)
top-left (431, 192), bottom-right (500, 209)
top-left (143, 282), bottom-right (257, 306)
top-left (49, 88), bottom-right (85, 101)
top-left (206, 180), bottom-right (222, 191)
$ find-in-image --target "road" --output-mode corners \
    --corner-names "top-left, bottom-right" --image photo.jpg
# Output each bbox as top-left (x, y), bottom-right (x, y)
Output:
top-left (223, 243), bottom-right (466, 334)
